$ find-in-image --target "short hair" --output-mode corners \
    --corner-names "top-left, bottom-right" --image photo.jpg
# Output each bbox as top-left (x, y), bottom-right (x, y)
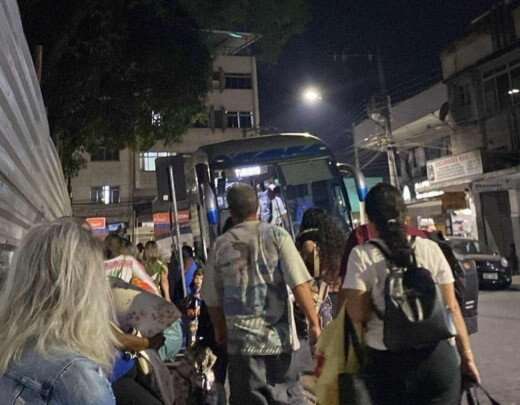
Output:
top-left (144, 240), bottom-right (160, 262)
top-left (0, 218), bottom-right (117, 373)
top-left (227, 183), bottom-right (258, 222)
top-left (182, 245), bottom-right (194, 259)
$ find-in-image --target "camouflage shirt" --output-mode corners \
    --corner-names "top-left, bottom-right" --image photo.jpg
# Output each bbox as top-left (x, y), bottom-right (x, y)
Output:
top-left (202, 221), bottom-right (312, 355)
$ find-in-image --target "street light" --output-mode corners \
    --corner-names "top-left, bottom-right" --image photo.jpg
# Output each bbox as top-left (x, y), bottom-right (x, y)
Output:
top-left (301, 86), bottom-right (323, 105)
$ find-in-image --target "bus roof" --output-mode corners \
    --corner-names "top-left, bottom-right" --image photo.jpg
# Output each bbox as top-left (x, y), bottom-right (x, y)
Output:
top-left (201, 132), bottom-right (334, 169)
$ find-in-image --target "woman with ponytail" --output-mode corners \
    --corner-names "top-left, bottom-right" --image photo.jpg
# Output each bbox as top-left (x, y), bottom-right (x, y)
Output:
top-left (342, 183), bottom-right (479, 405)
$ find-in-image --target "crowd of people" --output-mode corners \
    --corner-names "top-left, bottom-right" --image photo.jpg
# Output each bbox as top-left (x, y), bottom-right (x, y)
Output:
top-left (0, 182), bottom-right (481, 405)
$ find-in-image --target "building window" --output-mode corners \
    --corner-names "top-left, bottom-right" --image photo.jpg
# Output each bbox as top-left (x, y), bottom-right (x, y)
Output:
top-left (139, 152), bottom-right (175, 171)
top-left (226, 111), bottom-right (254, 128)
top-left (225, 73), bottom-right (252, 89)
top-left (91, 185), bottom-right (120, 205)
top-left (90, 146), bottom-right (120, 161)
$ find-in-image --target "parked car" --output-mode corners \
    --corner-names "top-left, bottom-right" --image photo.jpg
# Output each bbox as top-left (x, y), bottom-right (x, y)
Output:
top-left (430, 235), bottom-right (479, 334)
top-left (447, 238), bottom-right (513, 289)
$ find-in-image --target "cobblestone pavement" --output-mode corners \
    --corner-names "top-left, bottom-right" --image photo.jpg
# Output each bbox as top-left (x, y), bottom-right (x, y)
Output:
top-left (465, 276), bottom-right (520, 404)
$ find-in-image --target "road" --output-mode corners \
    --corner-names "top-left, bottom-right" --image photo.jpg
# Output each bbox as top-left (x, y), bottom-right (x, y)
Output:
top-left (467, 276), bottom-right (520, 404)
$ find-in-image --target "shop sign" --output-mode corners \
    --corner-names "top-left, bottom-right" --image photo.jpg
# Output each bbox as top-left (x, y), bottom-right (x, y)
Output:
top-left (427, 150), bottom-right (483, 184)
top-left (86, 217), bottom-right (106, 230)
top-left (414, 180), bottom-right (445, 200)
top-left (153, 211), bottom-right (190, 225)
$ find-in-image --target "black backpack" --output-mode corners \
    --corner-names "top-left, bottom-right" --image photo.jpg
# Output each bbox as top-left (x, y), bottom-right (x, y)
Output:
top-left (370, 240), bottom-right (457, 352)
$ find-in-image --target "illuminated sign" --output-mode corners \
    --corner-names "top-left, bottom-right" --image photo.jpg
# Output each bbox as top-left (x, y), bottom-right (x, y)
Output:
top-left (86, 217), bottom-right (106, 230)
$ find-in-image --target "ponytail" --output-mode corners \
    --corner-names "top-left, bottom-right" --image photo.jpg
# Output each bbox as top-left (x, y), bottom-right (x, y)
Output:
top-left (365, 183), bottom-right (412, 267)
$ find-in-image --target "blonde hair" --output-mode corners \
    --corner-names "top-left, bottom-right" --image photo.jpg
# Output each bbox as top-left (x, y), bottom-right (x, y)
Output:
top-left (0, 218), bottom-right (117, 373)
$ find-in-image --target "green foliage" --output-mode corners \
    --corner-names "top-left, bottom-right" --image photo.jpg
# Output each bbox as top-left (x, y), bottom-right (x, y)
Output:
top-left (20, 0), bottom-right (211, 176)
top-left (19, 0), bottom-right (310, 177)
top-left (182, 0), bottom-right (310, 61)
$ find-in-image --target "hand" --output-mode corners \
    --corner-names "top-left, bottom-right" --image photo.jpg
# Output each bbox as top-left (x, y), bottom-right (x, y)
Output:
top-left (147, 333), bottom-right (165, 350)
top-left (462, 356), bottom-right (481, 385)
top-left (309, 323), bottom-right (322, 349)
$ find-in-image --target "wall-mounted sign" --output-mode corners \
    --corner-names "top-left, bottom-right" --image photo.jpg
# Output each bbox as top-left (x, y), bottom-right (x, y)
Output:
top-left (86, 217), bottom-right (106, 230)
top-left (427, 150), bottom-right (483, 184)
top-left (414, 180), bottom-right (445, 200)
top-left (153, 211), bottom-right (190, 225)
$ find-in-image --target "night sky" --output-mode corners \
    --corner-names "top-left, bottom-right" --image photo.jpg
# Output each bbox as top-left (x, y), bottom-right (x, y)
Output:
top-left (258, 0), bottom-right (496, 175)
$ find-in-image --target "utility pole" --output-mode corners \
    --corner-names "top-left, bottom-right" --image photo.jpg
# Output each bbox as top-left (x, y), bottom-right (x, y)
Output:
top-left (375, 48), bottom-right (400, 189)
top-left (333, 49), bottom-right (400, 188)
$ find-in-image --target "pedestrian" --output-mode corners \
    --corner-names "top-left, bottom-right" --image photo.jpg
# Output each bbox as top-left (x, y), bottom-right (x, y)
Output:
top-left (296, 207), bottom-right (347, 325)
top-left (268, 184), bottom-right (290, 229)
top-left (342, 183), bottom-right (480, 405)
top-left (136, 242), bottom-right (145, 262)
top-left (143, 240), bottom-right (172, 302)
top-left (0, 218), bottom-right (117, 404)
top-left (203, 183), bottom-right (321, 405)
top-left (104, 234), bottom-right (159, 295)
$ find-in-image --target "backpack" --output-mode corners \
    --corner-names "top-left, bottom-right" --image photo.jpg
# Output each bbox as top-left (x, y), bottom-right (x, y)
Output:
top-left (341, 225), bottom-right (478, 334)
top-left (369, 239), bottom-right (457, 352)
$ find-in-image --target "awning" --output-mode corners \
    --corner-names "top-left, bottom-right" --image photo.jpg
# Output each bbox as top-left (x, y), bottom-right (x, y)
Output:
top-left (406, 199), bottom-right (443, 218)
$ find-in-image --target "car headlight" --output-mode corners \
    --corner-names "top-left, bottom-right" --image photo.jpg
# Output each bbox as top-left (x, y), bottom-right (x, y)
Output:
top-left (501, 258), bottom-right (509, 268)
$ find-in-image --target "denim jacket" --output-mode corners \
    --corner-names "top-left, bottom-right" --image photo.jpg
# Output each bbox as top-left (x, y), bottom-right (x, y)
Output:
top-left (0, 349), bottom-right (115, 404)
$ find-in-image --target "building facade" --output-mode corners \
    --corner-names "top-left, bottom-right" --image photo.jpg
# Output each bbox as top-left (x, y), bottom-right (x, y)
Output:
top-left (70, 32), bottom-right (260, 243)
top-left (356, 0), bottom-right (520, 261)
top-left (353, 83), bottom-right (476, 236)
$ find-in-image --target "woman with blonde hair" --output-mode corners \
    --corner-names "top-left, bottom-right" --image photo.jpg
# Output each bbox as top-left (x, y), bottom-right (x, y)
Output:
top-left (0, 218), bottom-right (117, 404)
top-left (143, 240), bottom-right (171, 302)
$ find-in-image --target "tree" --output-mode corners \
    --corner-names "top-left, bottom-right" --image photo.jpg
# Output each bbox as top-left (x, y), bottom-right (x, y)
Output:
top-left (20, 0), bottom-right (211, 179)
top-left (182, 0), bottom-right (310, 62)
top-left (19, 0), bottom-right (310, 178)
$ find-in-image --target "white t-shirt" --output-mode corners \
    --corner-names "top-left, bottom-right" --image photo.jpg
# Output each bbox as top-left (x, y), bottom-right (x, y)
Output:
top-left (343, 237), bottom-right (454, 351)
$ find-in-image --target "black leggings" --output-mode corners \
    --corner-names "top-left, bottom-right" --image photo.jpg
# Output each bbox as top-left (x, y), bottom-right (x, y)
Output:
top-left (363, 340), bottom-right (461, 405)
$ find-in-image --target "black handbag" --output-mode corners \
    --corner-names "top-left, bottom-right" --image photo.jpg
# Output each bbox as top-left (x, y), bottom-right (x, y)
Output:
top-left (338, 315), bottom-right (373, 405)
top-left (464, 383), bottom-right (501, 405)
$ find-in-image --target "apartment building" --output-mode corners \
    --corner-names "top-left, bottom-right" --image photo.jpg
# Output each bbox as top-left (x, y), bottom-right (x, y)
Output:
top-left (70, 31), bottom-right (260, 242)
top-left (356, 0), bottom-right (520, 258)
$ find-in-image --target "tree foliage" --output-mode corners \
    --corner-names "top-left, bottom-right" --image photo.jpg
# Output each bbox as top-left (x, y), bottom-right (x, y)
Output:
top-left (182, 0), bottom-right (310, 61)
top-left (19, 0), bottom-right (310, 178)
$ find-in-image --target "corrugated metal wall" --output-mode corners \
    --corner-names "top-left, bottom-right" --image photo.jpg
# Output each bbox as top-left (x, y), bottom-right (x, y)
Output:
top-left (0, 0), bottom-right (71, 248)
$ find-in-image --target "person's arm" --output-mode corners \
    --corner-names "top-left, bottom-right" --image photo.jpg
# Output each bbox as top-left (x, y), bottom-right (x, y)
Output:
top-left (277, 229), bottom-right (321, 343)
top-left (292, 281), bottom-right (321, 344)
top-left (112, 327), bottom-right (165, 352)
top-left (201, 246), bottom-right (227, 345)
top-left (341, 247), bottom-right (373, 324)
top-left (440, 283), bottom-right (481, 383)
top-left (160, 269), bottom-right (171, 302)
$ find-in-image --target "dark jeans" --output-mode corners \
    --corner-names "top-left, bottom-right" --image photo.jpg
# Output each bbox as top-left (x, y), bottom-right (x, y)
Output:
top-left (228, 352), bottom-right (305, 405)
top-left (112, 365), bottom-right (163, 405)
top-left (363, 340), bottom-right (461, 405)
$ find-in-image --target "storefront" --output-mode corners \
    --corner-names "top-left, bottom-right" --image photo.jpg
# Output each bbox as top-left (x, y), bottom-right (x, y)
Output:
top-left (472, 166), bottom-right (520, 258)
top-left (406, 150), bottom-right (484, 238)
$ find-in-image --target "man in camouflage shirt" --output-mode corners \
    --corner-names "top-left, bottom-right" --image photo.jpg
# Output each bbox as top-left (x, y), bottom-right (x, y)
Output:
top-left (203, 184), bottom-right (320, 404)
